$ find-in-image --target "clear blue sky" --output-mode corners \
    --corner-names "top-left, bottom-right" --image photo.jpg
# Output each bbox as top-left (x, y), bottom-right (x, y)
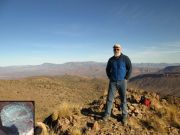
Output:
top-left (0, 0), bottom-right (180, 66)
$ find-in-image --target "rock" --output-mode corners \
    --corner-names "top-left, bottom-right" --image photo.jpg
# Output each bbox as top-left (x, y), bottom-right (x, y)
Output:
top-left (131, 103), bottom-right (138, 107)
top-left (114, 98), bottom-right (120, 105)
top-left (68, 127), bottom-right (82, 135)
top-left (69, 116), bottom-right (73, 123)
top-left (130, 129), bottom-right (135, 134)
top-left (151, 99), bottom-right (162, 110)
top-left (57, 118), bottom-right (71, 133)
top-left (90, 116), bottom-right (94, 121)
top-left (92, 121), bottom-right (100, 131)
top-left (161, 99), bottom-right (168, 105)
top-left (127, 102), bottom-right (131, 107)
top-left (112, 107), bottom-right (119, 115)
top-left (64, 118), bottom-right (70, 125)
top-left (137, 113), bottom-right (143, 119)
top-left (132, 108), bottom-right (140, 116)
top-left (156, 94), bottom-right (160, 100)
top-left (129, 105), bottom-right (135, 112)
top-left (134, 108), bottom-right (140, 114)
top-left (99, 104), bottom-right (104, 110)
top-left (170, 127), bottom-right (179, 135)
top-left (133, 95), bottom-right (141, 103)
top-left (131, 113), bottom-right (135, 117)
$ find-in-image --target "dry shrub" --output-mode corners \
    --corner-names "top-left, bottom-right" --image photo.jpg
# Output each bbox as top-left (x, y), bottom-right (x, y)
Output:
top-left (128, 117), bottom-right (141, 129)
top-left (155, 107), bottom-right (167, 118)
top-left (154, 103), bottom-right (180, 128)
top-left (151, 104), bottom-right (180, 132)
top-left (51, 111), bottom-right (59, 121)
top-left (56, 102), bottom-right (80, 118)
top-left (164, 105), bottom-right (180, 128)
top-left (69, 127), bottom-right (81, 135)
top-left (49, 130), bottom-right (58, 135)
top-left (142, 115), bottom-right (166, 133)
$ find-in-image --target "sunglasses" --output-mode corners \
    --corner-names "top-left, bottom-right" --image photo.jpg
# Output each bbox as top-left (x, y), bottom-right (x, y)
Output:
top-left (114, 48), bottom-right (120, 51)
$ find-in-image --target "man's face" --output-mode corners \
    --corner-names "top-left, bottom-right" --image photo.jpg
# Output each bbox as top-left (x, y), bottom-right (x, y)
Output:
top-left (113, 47), bottom-right (121, 57)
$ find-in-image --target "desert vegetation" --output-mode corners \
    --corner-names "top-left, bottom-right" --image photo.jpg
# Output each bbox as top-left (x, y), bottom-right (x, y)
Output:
top-left (0, 75), bottom-right (179, 134)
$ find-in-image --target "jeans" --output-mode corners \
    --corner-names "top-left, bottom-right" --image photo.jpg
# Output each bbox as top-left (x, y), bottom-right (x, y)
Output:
top-left (104, 80), bottom-right (127, 117)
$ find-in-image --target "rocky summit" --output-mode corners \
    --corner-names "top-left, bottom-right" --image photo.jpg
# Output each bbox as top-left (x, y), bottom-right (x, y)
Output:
top-left (35, 88), bottom-right (180, 135)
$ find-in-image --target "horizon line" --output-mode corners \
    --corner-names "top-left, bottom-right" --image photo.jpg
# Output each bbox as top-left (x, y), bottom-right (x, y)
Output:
top-left (0, 61), bottom-right (180, 67)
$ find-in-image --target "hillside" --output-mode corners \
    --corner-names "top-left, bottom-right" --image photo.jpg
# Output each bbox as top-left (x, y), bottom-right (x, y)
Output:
top-left (0, 75), bottom-right (108, 121)
top-left (129, 66), bottom-right (180, 97)
top-left (159, 66), bottom-right (180, 74)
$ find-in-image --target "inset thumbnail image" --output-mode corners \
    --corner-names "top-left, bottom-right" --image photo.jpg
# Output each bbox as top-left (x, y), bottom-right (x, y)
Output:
top-left (0, 101), bottom-right (34, 135)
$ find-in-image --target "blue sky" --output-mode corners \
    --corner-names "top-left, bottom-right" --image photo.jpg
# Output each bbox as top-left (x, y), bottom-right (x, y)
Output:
top-left (0, 0), bottom-right (180, 66)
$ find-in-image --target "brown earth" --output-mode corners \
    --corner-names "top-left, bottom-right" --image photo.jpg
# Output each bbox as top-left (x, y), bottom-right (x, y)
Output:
top-left (0, 75), bottom-right (108, 122)
top-left (129, 73), bottom-right (180, 97)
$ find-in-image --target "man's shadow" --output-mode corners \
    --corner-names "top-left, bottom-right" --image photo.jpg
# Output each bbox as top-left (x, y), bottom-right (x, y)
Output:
top-left (81, 107), bottom-right (123, 124)
top-left (81, 107), bottom-right (104, 121)
top-left (80, 98), bottom-right (121, 121)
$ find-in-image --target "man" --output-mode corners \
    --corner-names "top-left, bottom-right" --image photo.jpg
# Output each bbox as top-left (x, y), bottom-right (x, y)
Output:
top-left (103, 43), bottom-right (132, 125)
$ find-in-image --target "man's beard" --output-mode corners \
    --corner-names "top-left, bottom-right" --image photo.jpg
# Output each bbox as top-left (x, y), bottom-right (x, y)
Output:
top-left (114, 52), bottom-right (121, 57)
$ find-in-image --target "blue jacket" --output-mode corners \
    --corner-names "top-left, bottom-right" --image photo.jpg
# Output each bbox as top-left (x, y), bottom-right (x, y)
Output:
top-left (106, 53), bottom-right (132, 81)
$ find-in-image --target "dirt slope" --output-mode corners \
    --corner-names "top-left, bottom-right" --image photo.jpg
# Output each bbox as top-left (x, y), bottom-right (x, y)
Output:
top-left (0, 75), bottom-right (108, 121)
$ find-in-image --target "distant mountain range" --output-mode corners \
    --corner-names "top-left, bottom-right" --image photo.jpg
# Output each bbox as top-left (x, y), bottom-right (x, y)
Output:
top-left (0, 62), bottom-right (179, 79)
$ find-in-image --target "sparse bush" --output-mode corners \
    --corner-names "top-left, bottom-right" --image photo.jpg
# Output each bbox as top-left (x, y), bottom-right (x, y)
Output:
top-left (143, 102), bottom-right (180, 133)
top-left (141, 115), bottom-right (166, 133)
top-left (49, 130), bottom-right (58, 135)
top-left (51, 111), bottom-right (59, 121)
top-left (69, 127), bottom-right (81, 135)
top-left (155, 107), bottom-right (167, 118)
top-left (165, 105), bottom-right (180, 128)
top-left (56, 102), bottom-right (80, 118)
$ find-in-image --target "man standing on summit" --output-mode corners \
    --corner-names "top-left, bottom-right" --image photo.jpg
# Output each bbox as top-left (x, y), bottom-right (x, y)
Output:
top-left (103, 43), bottom-right (132, 125)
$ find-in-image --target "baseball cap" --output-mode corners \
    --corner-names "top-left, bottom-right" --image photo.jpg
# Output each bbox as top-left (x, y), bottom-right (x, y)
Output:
top-left (113, 43), bottom-right (121, 48)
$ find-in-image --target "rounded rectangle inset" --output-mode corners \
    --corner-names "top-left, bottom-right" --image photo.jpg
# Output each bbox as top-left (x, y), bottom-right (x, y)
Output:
top-left (0, 101), bottom-right (34, 135)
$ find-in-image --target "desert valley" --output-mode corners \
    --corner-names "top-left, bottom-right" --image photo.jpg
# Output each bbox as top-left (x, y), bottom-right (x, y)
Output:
top-left (0, 62), bottom-right (179, 135)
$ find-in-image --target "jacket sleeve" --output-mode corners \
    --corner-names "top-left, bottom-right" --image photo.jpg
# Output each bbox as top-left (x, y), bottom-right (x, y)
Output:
top-left (125, 56), bottom-right (132, 80)
top-left (106, 59), bottom-right (111, 79)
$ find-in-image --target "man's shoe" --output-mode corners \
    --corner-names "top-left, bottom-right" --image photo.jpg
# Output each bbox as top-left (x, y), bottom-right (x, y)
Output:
top-left (122, 116), bottom-right (127, 126)
top-left (102, 115), bottom-right (110, 121)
